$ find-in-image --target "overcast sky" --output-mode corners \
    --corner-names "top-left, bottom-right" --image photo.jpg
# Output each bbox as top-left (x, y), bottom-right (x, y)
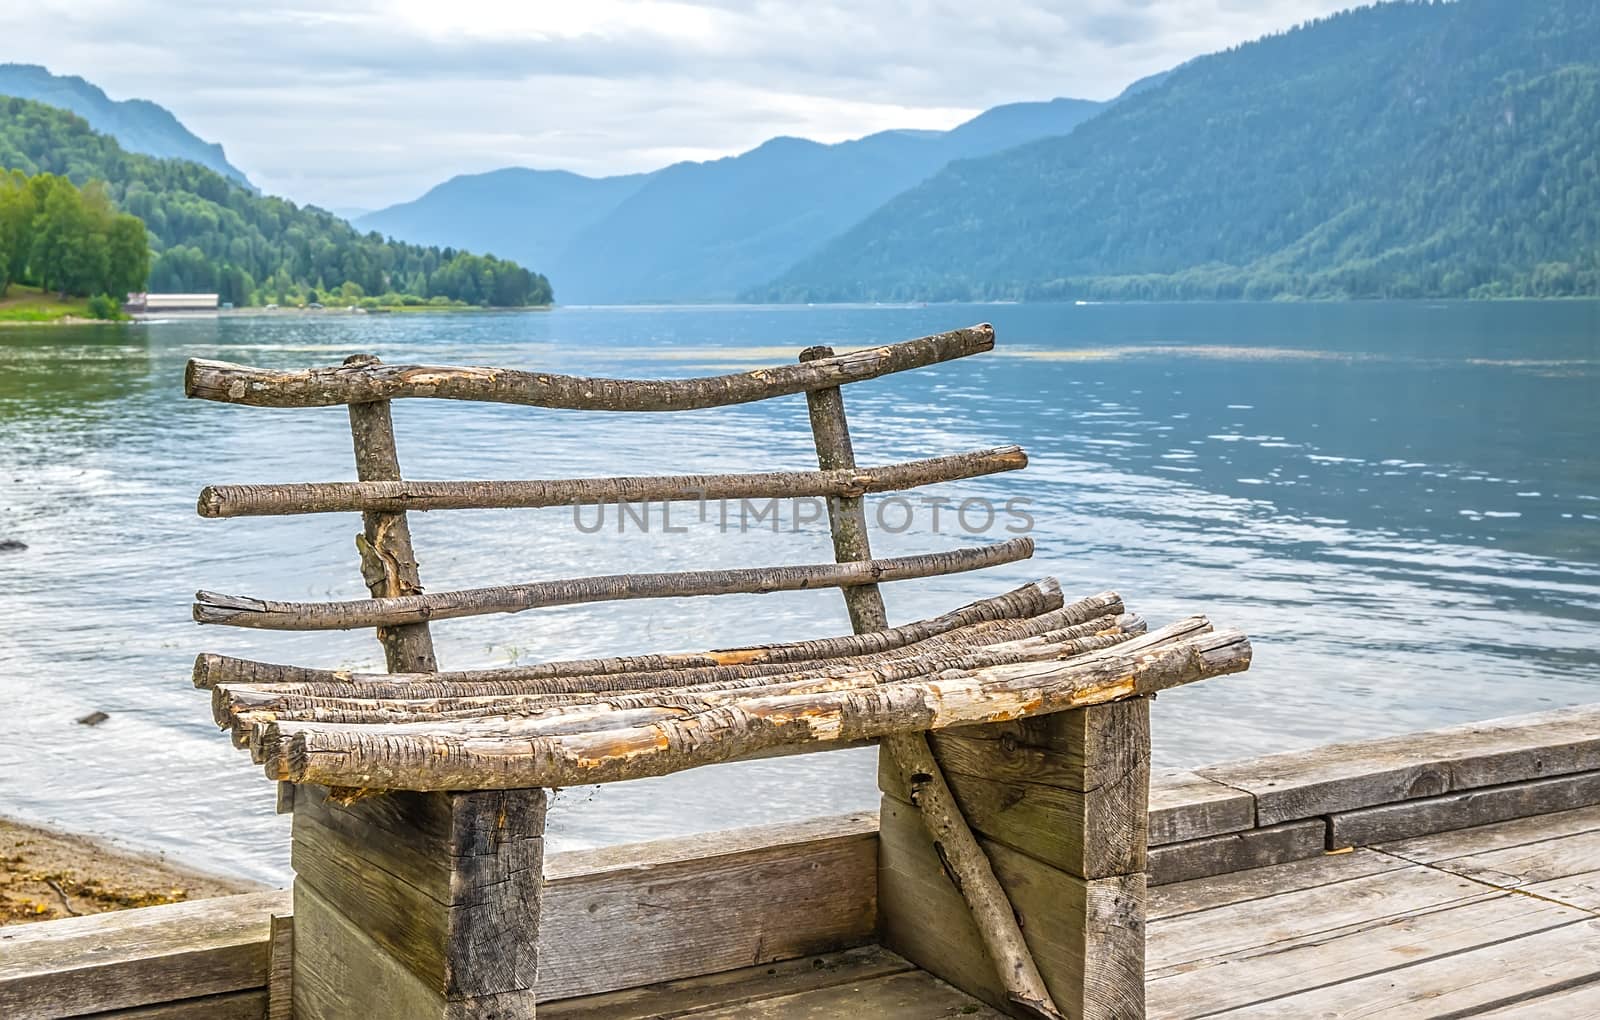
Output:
top-left (2, 0), bottom-right (1356, 210)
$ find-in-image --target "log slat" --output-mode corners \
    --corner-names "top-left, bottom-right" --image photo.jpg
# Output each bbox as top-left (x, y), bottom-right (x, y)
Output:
top-left (197, 447), bottom-right (1027, 518)
top-left (219, 619), bottom-right (1147, 739)
top-left (259, 621), bottom-right (1251, 790)
top-left (192, 579), bottom-right (1072, 689)
top-left (184, 325), bottom-right (994, 410)
top-left (192, 537), bottom-right (1035, 631)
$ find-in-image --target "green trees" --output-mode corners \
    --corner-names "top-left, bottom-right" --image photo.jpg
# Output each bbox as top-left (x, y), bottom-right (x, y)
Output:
top-left (0, 96), bottom-right (554, 307)
top-left (0, 169), bottom-right (148, 299)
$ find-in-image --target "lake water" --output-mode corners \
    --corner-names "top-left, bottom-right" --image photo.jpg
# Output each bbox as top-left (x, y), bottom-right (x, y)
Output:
top-left (1, 301), bottom-right (1597, 884)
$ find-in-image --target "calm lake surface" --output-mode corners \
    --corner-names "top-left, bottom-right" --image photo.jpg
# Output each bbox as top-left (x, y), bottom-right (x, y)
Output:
top-left (1, 301), bottom-right (1597, 883)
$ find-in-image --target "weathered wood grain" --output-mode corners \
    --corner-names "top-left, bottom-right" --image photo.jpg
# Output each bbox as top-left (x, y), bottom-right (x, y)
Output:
top-left (266, 913), bottom-right (292, 1020)
top-left (1198, 704), bottom-right (1600, 826)
top-left (1147, 769), bottom-right (1254, 846)
top-left (291, 787), bottom-right (545, 1010)
top-left (1148, 887), bottom-right (1588, 1017)
top-left (1147, 843), bottom-right (1409, 922)
top-left (89, 990), bottom-right (270, 1019)
top-left (260, 622), bottom-right (1248, 789)
top-left (220, 621), bottom-right (1141, 740)
top-left (888, 701), bottom-right (1151, 880)
top-left (1375, 805), bottom-right (1600, 908)
top-left (184, 324), bottom-right (994, 410)
top-left (680, 969), bottom-right (1006, 1018)
top-left (191, 579), bottom-right (1073, 688)
top-left (877, 796), bottom-right (1145, 1020)
top-left (290, 879), bottom-right (446, 1020)
top-left (344, 355), bottom-right (435, 673)
top-left (1146, 819), bottom-right (1326, 886)
top-left (1328, 770), bottom-right (1600, 848)
top-left (291, 809), bottom-right (449, 986)
top-left (197, 446), bottom-right (1027, 517)
top-left (535, 813), bottom-right (880, 1001)
top-left (1373, 803), bottom-right (1600, 865)
top-left (194, 538), bottom-right (1036, 629)
top-left (1147, 862), bottom-right (1496, 975)
top-left (1221, 917), bottom-right (1600, 1018)
top-left (1476, 976), bottom-right (1600, 1018)
top-left (538, 946), bottom-right (916, 1020)
top-left (0, 890), bottom-right (286, 1017)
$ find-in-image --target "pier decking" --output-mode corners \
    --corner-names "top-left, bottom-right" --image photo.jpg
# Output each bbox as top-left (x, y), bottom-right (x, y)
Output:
top-left (6, 705), bottom-right (1600, 1019)
top-left (545, 804), bottom-right (1600, 1017)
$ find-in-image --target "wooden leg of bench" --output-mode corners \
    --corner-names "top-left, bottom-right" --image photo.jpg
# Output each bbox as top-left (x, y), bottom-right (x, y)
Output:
top-left (878, 699), bottom-right (1150, 1019)
top-left (288, 785), bottom-right (547, 1020)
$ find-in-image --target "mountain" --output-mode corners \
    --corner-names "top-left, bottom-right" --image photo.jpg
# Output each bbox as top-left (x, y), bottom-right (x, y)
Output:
top-left (0, 64), bottom-right (252, 188)
top-left (359, 97), bottom-right (1105, 304)
top-left (758, 0), bottom-right (1600, 302)
top-left (357, 168), bottom-right (651, 288)
top-left (0, 96), bottom-right (551, 307)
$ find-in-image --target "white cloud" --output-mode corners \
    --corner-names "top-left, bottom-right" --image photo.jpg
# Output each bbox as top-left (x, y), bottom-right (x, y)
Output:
top-left (0, 0), bottom-right (1358, 209)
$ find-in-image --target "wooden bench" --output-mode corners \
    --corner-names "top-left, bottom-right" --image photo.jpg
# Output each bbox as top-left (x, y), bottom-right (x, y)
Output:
top-left (186, 324), bottom-right (1251, 1020)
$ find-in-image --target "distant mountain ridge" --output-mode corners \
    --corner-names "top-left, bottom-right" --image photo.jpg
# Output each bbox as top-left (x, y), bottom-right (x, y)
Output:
top-left (758, 0), bottom-right (1600, 301)
top-left (359, 96), bottom-right (1108, 304)
top-left (357, 167), bottom-right (653, 293)
top-left (0, 64), bottom-right (251, 187)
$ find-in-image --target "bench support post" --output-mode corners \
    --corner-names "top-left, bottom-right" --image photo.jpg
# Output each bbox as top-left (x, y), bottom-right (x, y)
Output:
top-left (800, 345), bottom-right (1073, 1018)
top-left (879, 698), bottom-right (1151, 1019)
top-left (290, 785), bottom-right (548, 1020)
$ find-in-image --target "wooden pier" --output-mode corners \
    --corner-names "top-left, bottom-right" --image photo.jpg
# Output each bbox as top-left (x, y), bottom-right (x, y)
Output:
top-left (6, 703), bottom-right (1599, 1018)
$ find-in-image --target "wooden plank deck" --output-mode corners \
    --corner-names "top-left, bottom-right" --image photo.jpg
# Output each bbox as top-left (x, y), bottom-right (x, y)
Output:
top-left (550, 805), bottom-right (1600, 1018)
top-left (10, 705), bottom-right (1600, 1019)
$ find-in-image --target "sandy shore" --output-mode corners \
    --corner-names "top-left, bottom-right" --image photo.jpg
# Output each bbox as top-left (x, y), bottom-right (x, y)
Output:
top-left (0, 816), bottom-right (265, 925)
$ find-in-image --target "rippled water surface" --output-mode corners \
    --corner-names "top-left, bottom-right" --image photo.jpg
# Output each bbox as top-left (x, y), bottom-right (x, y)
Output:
top-left (1, 301), bottom-right (1597, 883)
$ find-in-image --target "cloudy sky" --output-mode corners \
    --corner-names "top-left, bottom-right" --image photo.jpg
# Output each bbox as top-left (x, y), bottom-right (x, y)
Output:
top-left (2, 0), bottom-right (1356, 210)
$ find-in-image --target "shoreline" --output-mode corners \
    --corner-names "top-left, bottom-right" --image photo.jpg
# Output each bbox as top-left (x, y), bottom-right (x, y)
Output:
top-left (0, 815), bottom-right (266, 925)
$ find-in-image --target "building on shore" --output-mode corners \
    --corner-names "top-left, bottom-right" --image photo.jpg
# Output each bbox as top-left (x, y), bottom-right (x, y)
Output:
top-left (124, 293), bottom-right (220, 316)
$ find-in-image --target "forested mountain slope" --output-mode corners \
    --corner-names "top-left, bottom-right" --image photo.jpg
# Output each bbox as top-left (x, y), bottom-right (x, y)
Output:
top-left (0, 64), bottom-right (252, 188)
top-left (759, 0), bottom-right (1600, 302)
top-left (0, 97), bottom-right (551, 306)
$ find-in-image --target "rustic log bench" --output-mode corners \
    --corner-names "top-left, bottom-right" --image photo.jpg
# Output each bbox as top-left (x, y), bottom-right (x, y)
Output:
top-left (186, 324), bottom-right (1251, 1020)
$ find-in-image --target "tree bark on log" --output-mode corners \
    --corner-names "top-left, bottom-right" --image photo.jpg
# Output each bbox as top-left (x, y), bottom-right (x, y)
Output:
top-left (185, 324), bottom-right (994, 410)
top-left (345, 356), bottom-right (435, 673)
top-left (218, 621), bottom-right (1148, 739)
top-left (800, 345), bottom-right (1064, 1020)
top-left (191, 579), bottom-right (1075, 688)
top-left (214, 610), bottom-right (1138, 720)
top-left (197, 446), bottom-right (1027, 517)
top-left (255, 618), bottom-right (1248, 788)
top-left (200, 596), bottom-right (1126, 707)
top-left (192, 538), bottom-right (1035, 630)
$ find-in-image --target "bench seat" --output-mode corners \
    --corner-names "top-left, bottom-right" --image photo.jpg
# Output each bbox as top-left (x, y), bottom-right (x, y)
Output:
top-left (203, 580), bottom-right (1249, 792)
top-left (183, 329), bottom-right (1253, 1019)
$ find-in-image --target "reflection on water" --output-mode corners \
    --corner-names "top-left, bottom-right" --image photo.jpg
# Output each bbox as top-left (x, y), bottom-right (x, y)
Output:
top-left (1, 300), bottom-right (1597, 883)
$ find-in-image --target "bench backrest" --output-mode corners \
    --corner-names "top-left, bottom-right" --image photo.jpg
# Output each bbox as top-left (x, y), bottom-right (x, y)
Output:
top-left (186, 324), bottom-right (1034, 685)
